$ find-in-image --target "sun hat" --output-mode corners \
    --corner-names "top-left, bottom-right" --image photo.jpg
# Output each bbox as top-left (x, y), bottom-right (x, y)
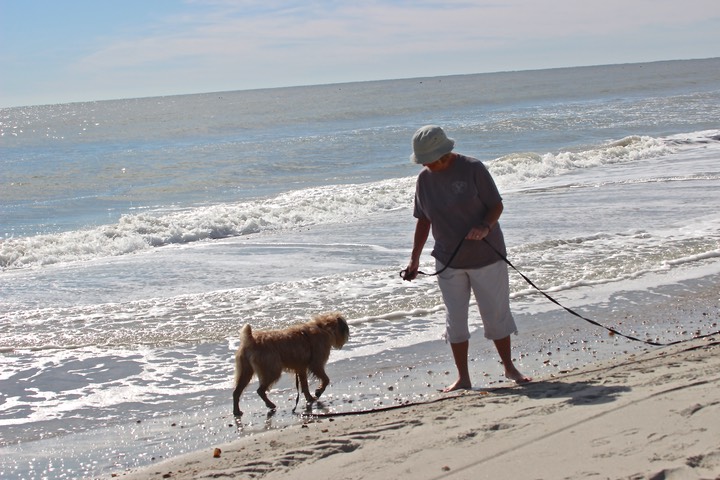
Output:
top-left (410, 125), bottom-right (455, 165)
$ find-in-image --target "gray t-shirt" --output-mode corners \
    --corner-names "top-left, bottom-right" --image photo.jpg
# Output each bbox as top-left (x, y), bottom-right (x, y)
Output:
top-left (413, 154), bottom-right (507, 268)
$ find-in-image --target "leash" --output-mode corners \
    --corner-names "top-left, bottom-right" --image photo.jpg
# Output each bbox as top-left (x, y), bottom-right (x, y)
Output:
top-left (399, 235), bottom-right (720, 347)
top-left (480, 238), bottom-right (720, 347)
top-left (278, 236), bottom-right (718, 420)
top-left (296, 392), bottom-right (465, 418)
top-left (292, 374), bottom-right (301, 412)
top-left (288, 240), bottom-right (720, 419)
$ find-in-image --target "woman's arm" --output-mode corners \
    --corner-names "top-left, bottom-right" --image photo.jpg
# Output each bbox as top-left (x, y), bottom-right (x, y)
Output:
top-left (403, 217), bottom-right (431, 281)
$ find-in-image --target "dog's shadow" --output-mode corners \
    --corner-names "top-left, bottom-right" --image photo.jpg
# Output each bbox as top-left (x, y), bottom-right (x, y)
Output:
top-left (302, 400), bottom-right (327, 413)
top-left (234, 399), bottom-right (330, 431)
top-left (234, 408), bottom-right (279, 430)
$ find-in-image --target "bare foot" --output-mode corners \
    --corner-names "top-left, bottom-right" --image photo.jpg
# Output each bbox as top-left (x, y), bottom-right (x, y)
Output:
top-left (505, 368), bottom-right (532, 384)
top-left (442, 378), bottom-right (472, 393)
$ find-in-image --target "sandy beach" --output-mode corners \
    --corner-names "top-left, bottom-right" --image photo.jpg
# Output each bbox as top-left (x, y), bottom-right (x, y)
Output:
top-left (110, 332), bottom-right (720, 480)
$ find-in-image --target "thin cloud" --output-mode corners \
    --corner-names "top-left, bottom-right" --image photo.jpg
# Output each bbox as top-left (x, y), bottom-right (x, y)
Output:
top-left (76, 0), bottom-right (716, 72)
top-left (3, 0), bottom-right (718, 105)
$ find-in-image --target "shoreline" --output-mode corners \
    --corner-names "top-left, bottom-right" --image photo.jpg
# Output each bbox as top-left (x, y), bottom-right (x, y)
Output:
top-left (111, 336), bottom-right (720, 480)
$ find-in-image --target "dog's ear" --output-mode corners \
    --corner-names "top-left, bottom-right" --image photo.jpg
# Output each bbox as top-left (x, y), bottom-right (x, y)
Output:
top-left (336, 315), bottom-right (350, 345)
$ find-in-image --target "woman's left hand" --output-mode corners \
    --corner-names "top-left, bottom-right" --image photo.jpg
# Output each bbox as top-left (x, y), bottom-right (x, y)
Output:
top-left (465, 224), bottom-right (490, 241)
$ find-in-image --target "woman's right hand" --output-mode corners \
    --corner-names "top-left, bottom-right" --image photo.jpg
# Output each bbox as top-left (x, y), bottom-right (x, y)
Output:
top-left (401, 259), bottom-right (420, 281)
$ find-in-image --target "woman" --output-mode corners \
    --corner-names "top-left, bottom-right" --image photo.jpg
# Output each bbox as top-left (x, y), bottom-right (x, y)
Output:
top-left (403, 125), bottom-right (531, 391)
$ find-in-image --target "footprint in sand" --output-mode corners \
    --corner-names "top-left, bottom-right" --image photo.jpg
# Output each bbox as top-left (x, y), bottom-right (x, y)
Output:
top-left (231, 419), bottom-right (422, 477)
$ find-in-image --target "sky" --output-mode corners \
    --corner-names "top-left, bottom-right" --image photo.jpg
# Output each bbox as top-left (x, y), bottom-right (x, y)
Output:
top-left (1, 0), bottom-right (718, 108)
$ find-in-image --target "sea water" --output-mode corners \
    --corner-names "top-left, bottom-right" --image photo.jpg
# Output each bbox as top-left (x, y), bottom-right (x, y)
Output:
top-left (1, 58), bottom-right (719, 479)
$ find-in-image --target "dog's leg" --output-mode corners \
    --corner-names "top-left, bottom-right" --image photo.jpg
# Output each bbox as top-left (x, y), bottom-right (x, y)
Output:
top-left (310, 366), bottom-right (331, 399)
top-left (233, 361), bottom-right (254, 417)
top-left (297, 370), bottom-right (316, 404)
top-left (256, 384), bottom-right (277, 410)
top-left (256, 368), bottom-right (280, 410)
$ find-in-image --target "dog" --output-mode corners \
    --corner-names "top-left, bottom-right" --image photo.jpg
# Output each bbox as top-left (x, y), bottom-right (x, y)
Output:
top-left (232, 311), bottom-right (349, 416)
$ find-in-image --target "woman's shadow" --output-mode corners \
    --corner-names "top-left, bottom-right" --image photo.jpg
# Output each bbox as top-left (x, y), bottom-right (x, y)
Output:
top-left (483, 379), bottom-right (631, 406)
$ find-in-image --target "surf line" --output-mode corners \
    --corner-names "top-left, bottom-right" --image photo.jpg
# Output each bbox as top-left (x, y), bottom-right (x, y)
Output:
top-left (401, 237), bottom-right (720, 347)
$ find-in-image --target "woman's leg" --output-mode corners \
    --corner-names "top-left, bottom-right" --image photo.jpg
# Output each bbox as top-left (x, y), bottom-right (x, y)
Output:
top-left (437, 262), bottom-right (473, 391)
top-left (444, 340), bottom-right (471, 392)
top-left (493, 335), bottom-right (531, 384)
top-left (470, 261), bottom-right (531, 384)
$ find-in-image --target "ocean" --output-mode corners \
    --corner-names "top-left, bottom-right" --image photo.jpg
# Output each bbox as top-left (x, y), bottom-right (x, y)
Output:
top-left (1, 58), bottom-right (719, 479)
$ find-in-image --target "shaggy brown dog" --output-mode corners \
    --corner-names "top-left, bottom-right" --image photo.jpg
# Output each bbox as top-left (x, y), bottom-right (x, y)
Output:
top-left (232, 312), bottom-right (349, 416)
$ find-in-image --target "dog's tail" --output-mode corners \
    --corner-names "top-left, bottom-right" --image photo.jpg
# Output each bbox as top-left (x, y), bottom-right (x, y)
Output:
top-left (234, 324), bottom-right (256, 384)
top-left (240, 323), bottom-right (254, 345)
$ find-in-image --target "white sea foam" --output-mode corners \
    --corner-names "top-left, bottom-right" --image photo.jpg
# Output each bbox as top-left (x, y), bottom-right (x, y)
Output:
top-left (4, 131), bottom-right (716, 271)
top-left (490, 134), bottom-right (677, 186)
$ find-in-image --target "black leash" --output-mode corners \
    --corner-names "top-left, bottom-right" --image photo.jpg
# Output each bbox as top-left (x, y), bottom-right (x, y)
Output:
top-left (480, 238), bottom-right (720, 347)
top-left (399, 236), bottom-right (720, 347)
top-left (290, 241), bottom-right (719, 419)
top-left (297, 392), bottom-right (465, 418)
top-left (292, 374), bottom-right (301, 413)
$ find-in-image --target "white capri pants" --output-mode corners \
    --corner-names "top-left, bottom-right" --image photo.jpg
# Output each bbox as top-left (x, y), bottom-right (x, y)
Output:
top-left (436, 259), bottom-right (518, 343)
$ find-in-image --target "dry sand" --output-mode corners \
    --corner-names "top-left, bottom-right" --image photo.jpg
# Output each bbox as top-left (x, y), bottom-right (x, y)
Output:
top-left (111, 336), bottom-right (720, 480)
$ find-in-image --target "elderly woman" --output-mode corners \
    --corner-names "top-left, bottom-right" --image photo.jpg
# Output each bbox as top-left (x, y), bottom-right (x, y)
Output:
top-left (403, 125), bottom-right (531, 391)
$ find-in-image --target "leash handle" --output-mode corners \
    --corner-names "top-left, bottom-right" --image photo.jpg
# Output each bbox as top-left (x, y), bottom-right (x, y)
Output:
top-left (400, 236), bottom-right (466, 280)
